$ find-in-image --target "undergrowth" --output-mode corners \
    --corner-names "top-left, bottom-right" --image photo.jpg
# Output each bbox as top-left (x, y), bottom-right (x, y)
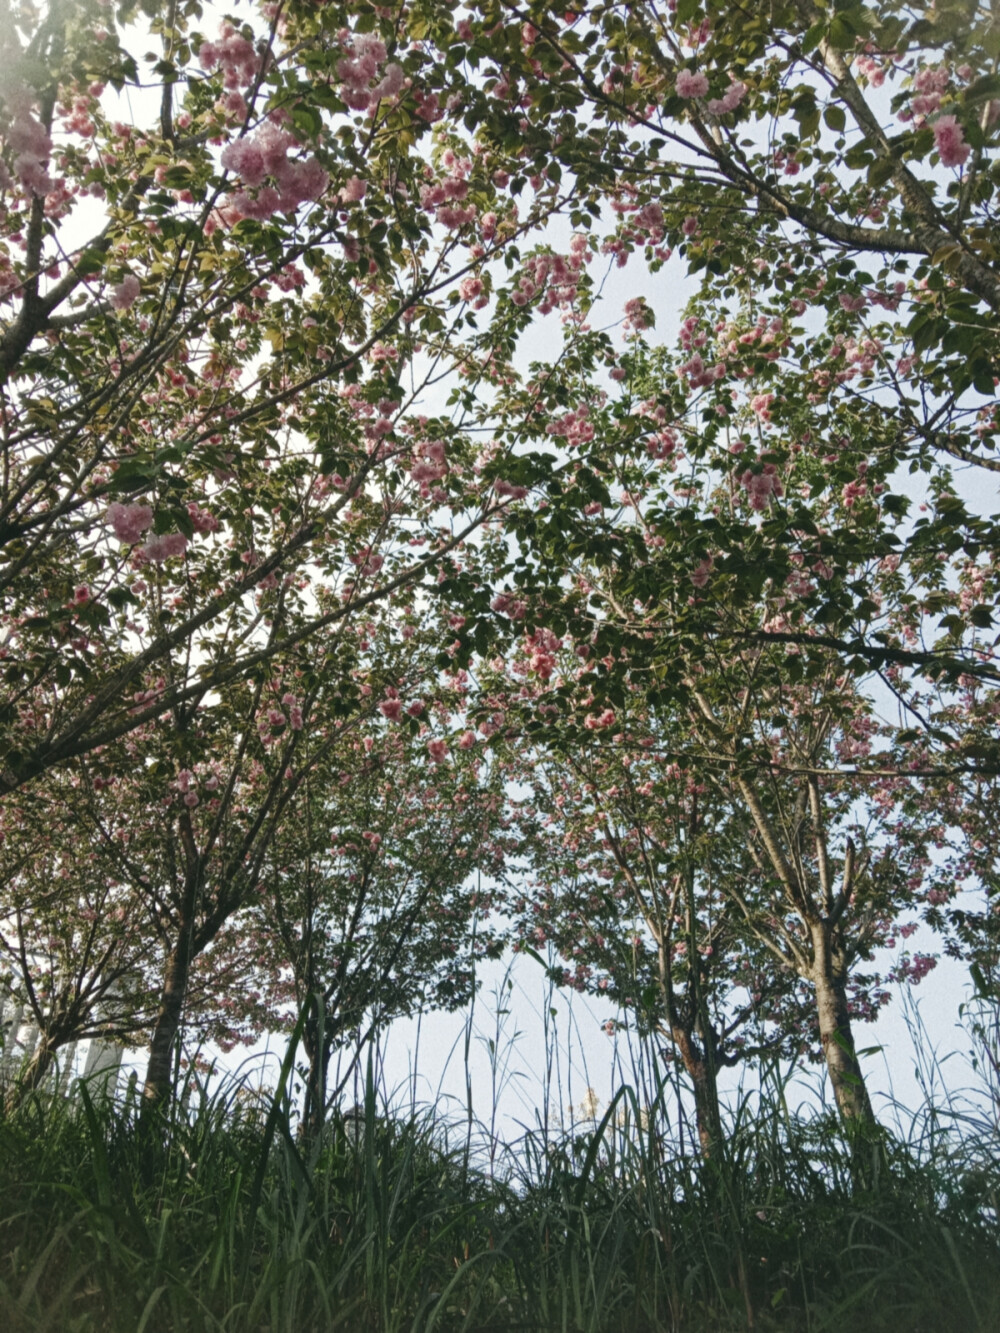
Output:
top-left (0, 1049), bottom-right (997, 1333)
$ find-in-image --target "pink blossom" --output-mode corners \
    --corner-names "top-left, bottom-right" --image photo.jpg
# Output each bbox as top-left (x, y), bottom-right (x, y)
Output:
top-left (675, 70), bottom-right (709, 98)
top-left (9, 107), bottom-right (53, 195)
top-left (106, 501), bottom-right (153, 543)
top-left (494, 479), bottom-right (529, 499)
top-left (706, 80), bottom-right (747, 115)
top-left (584, 708), bottom-right (616, 730)
top-left (933, 115), bottom-right (970, 167)
top-left (187, 502), bottom-right (220, 535)
top-left (427, 739), bottom-right (448, 764)
top-left (8, 108), bottom-right (52, 159)
top-left (109, 275), bottom-right (141, 310)
top-left (379, 698), bottom-right (403, 720)
top-left (220, 138), bottom-right (267, 186)
top-left (690, 556), bottom-right (714, 588)
top-left (142, 532), bottom-right (189, 563)
top-left (738, 463), bottom-right (783, 511)
top-left (15, 153), bottom-right (53, 196)
top-left (622, 296), bottom-right (654, 330)
top-left (458, 729), bottom-right (476, 750)
top-left (340, 175), bottom-right (367, 202)
top-left (71, 584), bottom-right (91, 605)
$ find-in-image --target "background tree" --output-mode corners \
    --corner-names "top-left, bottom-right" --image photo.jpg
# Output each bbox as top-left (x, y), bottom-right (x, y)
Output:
top-left (0, 767), bottom-right (159, 1105)
top-left (496, 682), bottom-right (809, 1154)
top-left (236, 695), bottom-right (513, 1137)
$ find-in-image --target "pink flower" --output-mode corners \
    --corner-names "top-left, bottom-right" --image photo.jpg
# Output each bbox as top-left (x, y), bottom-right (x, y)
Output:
top-left (109, 275), bottom-right (141, 310)
top-left (706, 80), bottom-right (746, 115)
top-left (494, 479), bottom-right (529, 499)
top-left (675, 71), bottom-right (709, 99)
top-left (220, 138), bottom-right (266, 186)
top-left (690, 556), bottom-right (714, 588)
top-left (738, 464), bottom-right (783, 511)
top-left (427, 739), bottom-right (448, 764)
top-left (71, 584), bottom-right (91, 605)
top-left (187, 502), bottom-right (220, 535)
top-left (584, 708), bottom-right (615, 730)
top-left (15, 153), bottom-right (53, 196)
top-left (379, 698), bottom-right (403, 720)
top-left (934, 115), bottom-right (970, 167)
top-left (142, 532), bottom-right (189, 562)
top-left (106, 501), bottom-right (153, 543)
top-left (8, 108), bottom-right (52, 160)
top-left (622, 296), bottom-right (654, 330)
top-left (340, 175), bottom-right (367, 202)
top-left (458, 729), bottom-right (476, 749)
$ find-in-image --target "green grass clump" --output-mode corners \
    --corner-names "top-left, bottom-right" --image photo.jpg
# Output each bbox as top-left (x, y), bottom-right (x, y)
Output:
top-left (0, 1066), bottom-right (997, 1332)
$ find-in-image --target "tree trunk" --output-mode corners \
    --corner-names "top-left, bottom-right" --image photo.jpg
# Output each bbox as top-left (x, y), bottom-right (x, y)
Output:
top-left (671, 1023), bottom-right (723, 1156)
top-left (811, 927), bottom-right (875, 1124)
top-left (656, 923), bottom-right (723, 1157)
top-left (4, 1031), bottom-right (57, 1113)
top-left (141, 929), bottom-right (192, 1113)
top-left (299, 1003), bottom-right (332, 1141)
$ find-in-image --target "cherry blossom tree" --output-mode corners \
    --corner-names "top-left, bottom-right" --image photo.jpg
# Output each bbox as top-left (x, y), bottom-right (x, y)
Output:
top-left (229, 696), bottom-right (513, 1137)
top-left (476, 554), bottom-right (941, 1123)
top-left (0, 0), bottom-right (576, 795)
top-left (0, 767), bottom-right (160, 1106)
top-left (496, 691), bottom-right (809, 1154)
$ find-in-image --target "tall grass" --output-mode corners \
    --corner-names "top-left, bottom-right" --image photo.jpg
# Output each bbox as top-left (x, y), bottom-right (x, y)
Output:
top-left (0, 1023), bottom-right (997, 1332)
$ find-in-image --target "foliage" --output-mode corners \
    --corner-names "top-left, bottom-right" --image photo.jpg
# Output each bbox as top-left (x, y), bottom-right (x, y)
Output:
top-left (2, 0), bottom-right (1000, 1285)
top-left (0, 1039), bottom-right (998, 1333)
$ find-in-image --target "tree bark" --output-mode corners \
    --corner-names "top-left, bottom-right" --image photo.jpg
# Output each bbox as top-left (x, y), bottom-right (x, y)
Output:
top-left (811, 925), bottom-right (875, 1125)
top-left (141, 926), bottom-right (193, 1113)
top-left (3, 1033), bottom-right (57, 1113)
top-left (671, 1022), bottom-right (723, 1157)
top-left (300, 1002), bottom-right (333, 1141)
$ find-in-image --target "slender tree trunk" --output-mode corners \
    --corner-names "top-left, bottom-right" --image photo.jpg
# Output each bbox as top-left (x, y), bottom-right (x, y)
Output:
top-left (656, 921), bottom-right (723, 1157)
top-left (671, 1023), bottom-right (723, 1156)
top-left (300, 1005), bottom-right (332, 1141)
top-left (811, 926), bottom-right (875, 1124)
top-left (3, 1031), bottom-right (57, 1113)
top-left (141, 928), bottom-right (192, 1112)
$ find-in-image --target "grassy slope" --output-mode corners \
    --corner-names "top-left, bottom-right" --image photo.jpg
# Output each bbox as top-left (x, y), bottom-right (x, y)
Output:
top-left (0, 1060), bottom-right (997, 1333)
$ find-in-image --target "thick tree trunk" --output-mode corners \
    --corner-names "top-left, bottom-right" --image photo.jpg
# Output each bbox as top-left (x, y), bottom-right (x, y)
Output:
top-left (141, 930), bottom-right (192, 1113)
top-left (811, 927), bottom-right (875, 1124)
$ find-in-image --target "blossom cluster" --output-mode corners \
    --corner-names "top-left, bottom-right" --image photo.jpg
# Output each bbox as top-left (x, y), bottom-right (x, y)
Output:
top-left (511, 236), bottom-right (590, 311)
top-left (737, 463), bottom-right (783, 511)
top-left (4, 91), bottom-right (54, 197)
top-left (198, 25), bottom-right (262, 89)
top-left (336, 32), bottom-right (405, 112)
top-left (219, 120), bottom-right (329, 223)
